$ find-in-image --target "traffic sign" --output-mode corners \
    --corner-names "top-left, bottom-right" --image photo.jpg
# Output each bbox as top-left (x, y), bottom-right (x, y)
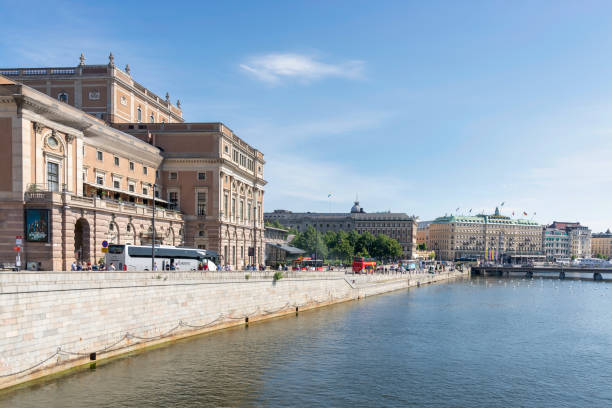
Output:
top-left (102, 240), bottom-right (109, 248)
top-left (16, 238), bottom-right (22, 245)
top-left (101, 247), bottom-right (108, 253)
top-left (13, 246), bottom-right (20, 252)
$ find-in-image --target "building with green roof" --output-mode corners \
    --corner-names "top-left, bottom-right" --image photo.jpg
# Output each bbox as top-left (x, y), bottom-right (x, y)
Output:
top-left (428, 207), bottom-right (543, 261)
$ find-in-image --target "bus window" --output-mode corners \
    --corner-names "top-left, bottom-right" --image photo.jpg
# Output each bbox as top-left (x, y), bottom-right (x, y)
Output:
top-left (108, 245), bottom-right (125, 254)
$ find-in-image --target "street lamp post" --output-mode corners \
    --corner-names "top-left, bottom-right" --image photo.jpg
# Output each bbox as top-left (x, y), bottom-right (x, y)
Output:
top-left (151, 184), bottom-right (156, 271)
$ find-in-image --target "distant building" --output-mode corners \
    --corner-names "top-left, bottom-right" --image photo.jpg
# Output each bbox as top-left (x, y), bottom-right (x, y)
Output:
top-left (416, 221), bottom-right (432, 248)
top-left (548, 221), bottom-right (591, 258)
top-left (542, 228), bottom-right (570, 260)
top-left (591, 230), bottom-right (612, 259)
top-left (264, 201), bottom-right (417, 259)
top-left (428, 207), bottom-right (542, 261)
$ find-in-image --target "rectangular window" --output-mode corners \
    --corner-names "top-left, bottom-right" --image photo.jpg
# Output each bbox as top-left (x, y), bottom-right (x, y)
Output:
top-left (128, 183), bottom-right (135, 192)
top-left (143, 187), bottom-right (148, 195)
top-left (240, 200), bottom-right (244, 221)
top-left (248, 203), bottom-right (251, 221)
top-left (224, 193), bottom-right (228, 217)
top-left (232, 198), bottom-right (236, 220)
top-left (97, 151), bottom-right (103, 161)
top-left (83, 168), bottom-right (88, 181)
top-left (114, 156), bottom-right (119, 166)
top-left (47, 162), bottom-right (59, 192)
top-left (129, 161), bottom-right (134, 171)
top-left (96, 175), bottom-right (104, 185)
top-left (143, 166), bottom-right (148, 175)
top-left (169, 172), bottom-right (177, 180)
top-left (197, 191), bottom-right (207, 216)
top-left (113, 180), bottom-right (120, 189)
top-left (197, 172), bottom-right (205, 180)
top-left (169, 191), bottom-right (179, 209)
top-left (233, 150), bottom-right (239, 162)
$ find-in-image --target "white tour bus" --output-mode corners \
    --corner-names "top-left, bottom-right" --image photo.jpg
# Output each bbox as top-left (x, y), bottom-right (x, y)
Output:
top-left (105, 244), bottom-right (217, 271)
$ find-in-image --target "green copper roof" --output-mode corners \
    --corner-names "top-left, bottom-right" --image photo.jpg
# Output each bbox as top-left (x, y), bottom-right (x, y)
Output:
top-left (432, 214), bottom-right (540, 226)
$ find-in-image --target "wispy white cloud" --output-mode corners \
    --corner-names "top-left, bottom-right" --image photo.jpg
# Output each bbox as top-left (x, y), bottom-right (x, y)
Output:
top-left (241, 110), bottom-right (395, 146)
top-left (240, 53), bottom-right (364, 84)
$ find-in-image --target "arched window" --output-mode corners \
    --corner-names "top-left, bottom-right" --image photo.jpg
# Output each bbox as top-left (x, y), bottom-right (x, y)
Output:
top-left (149, 114), bottom-right (154, 123)
top-left (58, 92), bottom-right (68, 103)
top-left (137, 106), bottom-right (142, 123)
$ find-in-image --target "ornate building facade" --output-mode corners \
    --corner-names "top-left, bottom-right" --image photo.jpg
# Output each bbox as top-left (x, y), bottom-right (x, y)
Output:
top-left (0, 77), bottom-right (182, 270)
top-left (0, 53), bottom-right (183, 124)
top-left (114, 123), bottom-right (266, 267)
top-left (264, 201), bottom-right (417, 259)
top-left (548, 221), bottom-right (591, 259)
top-left (428, 208), bottom-right (543, 261)
top-left (0, 55), bottom-right (266, 270)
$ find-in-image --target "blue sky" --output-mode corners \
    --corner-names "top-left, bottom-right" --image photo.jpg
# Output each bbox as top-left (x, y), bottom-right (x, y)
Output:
top-left (2, 1), bottom-right (612, 231)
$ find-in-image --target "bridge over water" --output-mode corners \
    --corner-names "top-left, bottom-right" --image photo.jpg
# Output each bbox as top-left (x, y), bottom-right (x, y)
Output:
top-left (471, 266), bottom-right (612, 281)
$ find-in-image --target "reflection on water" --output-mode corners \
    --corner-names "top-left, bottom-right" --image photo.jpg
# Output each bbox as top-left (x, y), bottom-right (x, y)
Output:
top-left (2, 277), bottom-right (612, 407)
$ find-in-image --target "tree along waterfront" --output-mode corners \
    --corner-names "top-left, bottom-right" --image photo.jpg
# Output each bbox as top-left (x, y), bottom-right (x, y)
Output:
top-left (291, 226), bottom-right (403, 264)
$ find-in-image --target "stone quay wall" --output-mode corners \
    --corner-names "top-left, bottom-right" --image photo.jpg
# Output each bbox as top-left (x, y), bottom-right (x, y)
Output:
top-left (0, 269), bottom-right (466, 389)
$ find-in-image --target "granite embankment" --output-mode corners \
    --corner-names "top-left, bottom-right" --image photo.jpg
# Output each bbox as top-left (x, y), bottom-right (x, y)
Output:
top-left (0, 269), bottom-right (466, 389)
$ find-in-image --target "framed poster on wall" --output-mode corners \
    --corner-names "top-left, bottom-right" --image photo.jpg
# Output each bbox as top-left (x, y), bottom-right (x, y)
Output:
top-left (25, 209), bottom-right (50, 242)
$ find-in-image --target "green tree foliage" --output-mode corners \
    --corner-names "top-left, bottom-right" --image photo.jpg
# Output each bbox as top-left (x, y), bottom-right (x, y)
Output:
top-left (417, 243), bottom-right (427, 251)
top-left (292, 225), bottom-right (328, 259)
top-left (292, 227), bottom-right (403, 262)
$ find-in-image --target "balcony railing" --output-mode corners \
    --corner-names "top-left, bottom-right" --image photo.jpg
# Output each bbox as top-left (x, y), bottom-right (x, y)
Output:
top-left (23, 189), bottom-right (182, 221)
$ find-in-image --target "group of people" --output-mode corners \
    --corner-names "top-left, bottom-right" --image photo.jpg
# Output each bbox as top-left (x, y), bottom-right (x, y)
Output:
top-left (70, 261), bottom-right (117, 271)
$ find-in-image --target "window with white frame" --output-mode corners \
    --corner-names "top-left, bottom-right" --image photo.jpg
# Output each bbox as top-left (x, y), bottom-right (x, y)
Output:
top-left (129, 161), bottom-right (134, 171)
top-left (169, 172), bottom-right (177, 180)
top-left (239, 200), bottom-right (244, 221)
top-left (197, 172), bottom-right (205, 180)
top-left (128, 182), bottom-right (135, 192)
top-left (96, 172), bottom-right (105, 186)
top-left (97, 151), bottom-right (103, 161)
top-left (137, 106), bottom-right (142, 123)
top-left (196, 190), bottom-right (207, 216)
top-left (114, 156), bottom-right (119, 166)
top-left (113, 177), bottom-right (121, 189)
top-left (47, 161), bottom-right (59, 192)
top-left (143, 166), bottom-right (148, 175)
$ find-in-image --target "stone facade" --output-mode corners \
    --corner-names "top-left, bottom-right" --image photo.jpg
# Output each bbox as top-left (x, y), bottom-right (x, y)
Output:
top-left (548, 221), bottom-right (592, 259)
top-left (428, 208), bottom-right (543, 261)
top-left (542, 228), bottom-right (570, 260)
top-left (265, 201), bottom-right (417, 259)
top-left (591, 230), bottom-right (612, 259)
top-left (1, 58), bottom-right (266, 270)
top-left (0, 269), bottom-right (466, 390)
top-left (113, 122), bottom-right (266, 268)
top-left (0, 78), bottom-right (183, 270)
top-left (0, 53), bottom-right (183, 124)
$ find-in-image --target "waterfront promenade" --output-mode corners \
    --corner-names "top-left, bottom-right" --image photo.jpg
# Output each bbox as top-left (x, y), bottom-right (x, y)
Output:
top-left (0, 268), bottom-right (466, 390)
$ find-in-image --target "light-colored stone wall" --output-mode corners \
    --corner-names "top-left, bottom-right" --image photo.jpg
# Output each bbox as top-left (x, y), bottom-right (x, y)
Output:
top-left (0, 270), bottom-right (465, 390)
